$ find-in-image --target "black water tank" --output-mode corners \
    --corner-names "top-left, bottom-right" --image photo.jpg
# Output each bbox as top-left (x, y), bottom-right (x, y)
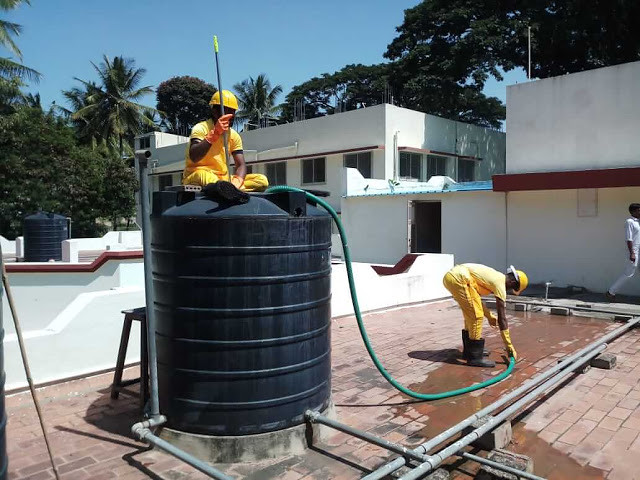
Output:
top-left (0, 253), bottom-right (8, 479)
top-left (152, 190), bottom-right (332, 435)
top-left (23, 212), bottom-right (69, 262)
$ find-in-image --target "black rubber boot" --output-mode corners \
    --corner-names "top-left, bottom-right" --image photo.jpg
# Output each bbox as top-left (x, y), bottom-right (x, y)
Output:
top-left (467, 338), bottom-right (496, 368)
top-left (462, 330), bottom-right (489, 358)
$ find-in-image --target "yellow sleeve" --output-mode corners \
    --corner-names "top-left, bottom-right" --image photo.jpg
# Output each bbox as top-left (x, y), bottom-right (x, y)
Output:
top-left (190, 121), bottom-right (209, 141)
top-left (230, 129), bottom-right (243, 153)
top-left (493, 282), bottom-right (507, 302)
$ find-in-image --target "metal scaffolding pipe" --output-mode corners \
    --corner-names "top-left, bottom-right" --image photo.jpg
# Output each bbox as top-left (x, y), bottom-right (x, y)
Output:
top-left (398, 345), bottom-right (606, 480)
top-left (305, 410), bottom-right (428, 463)
top-left (132, 423), bottom-right (233, 480)
top-left (136, 149), bottom-right (160, 418)
top-left (460, 452), bottom-right (546, 480)
top-left (363, 317), bottom-right (640, 480)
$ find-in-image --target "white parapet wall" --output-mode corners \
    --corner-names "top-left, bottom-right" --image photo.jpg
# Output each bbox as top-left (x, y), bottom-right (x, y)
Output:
top-left (2, 250), bottom-right (453, 391)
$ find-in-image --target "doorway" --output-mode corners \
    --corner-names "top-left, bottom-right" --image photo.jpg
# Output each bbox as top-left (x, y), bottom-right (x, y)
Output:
top-left (409, 201), bottom-right (442, 253)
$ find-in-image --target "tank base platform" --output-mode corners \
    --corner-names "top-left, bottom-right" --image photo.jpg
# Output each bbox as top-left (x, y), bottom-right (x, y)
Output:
top-left (158, 403), bottom-right (336, 463)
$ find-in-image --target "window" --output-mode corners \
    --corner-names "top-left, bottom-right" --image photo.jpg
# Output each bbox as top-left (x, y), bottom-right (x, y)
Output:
top-left (302, 157), bottom-right (326, 184)
top-left (457, 159), bottom-right (476, 182)
top-left (399, 152), bottom-right (422, 180)
top-left (427, 155), bottom-right (448, 179)
top-left (159, 174), bottom-right (173, 191)
top-left (266, 162), bottom-right (287, 186)
top-left (138, 136), bottom-right (151, 149)
top-left (344, 151), bottom-right (372, 178)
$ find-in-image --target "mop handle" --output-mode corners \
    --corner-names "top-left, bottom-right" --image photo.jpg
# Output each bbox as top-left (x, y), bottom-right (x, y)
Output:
top-left (213, 35), bottom-right (232, 181)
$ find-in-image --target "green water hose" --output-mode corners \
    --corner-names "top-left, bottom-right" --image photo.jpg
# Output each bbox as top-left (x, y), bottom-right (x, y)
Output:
top-left (266, 185), bottom-right (515, 400)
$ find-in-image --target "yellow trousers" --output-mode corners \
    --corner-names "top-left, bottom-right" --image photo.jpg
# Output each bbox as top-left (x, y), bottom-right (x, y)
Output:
top-left (183, 169), bottom-right (269, 192)
top-left (443, 265), bottom-right (489, 340)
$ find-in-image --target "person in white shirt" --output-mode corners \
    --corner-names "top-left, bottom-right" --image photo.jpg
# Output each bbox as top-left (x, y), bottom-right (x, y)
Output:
top-left (606, 203), bottom-right (640, 301)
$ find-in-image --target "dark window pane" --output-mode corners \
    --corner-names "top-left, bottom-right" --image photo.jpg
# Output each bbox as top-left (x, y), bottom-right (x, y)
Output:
top-left (344, 154), bottom-right (358, 169)
top-left (302, 159), bottom-right (314, 183)
top-left (399, 152), bottom-right (410, 177)
top-left (314, 157), bottom-right (325, 183)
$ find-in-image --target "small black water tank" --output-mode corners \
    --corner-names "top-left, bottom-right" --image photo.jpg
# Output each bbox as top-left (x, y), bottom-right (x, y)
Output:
top-left (23, 212), bottom-right (69, 262)
top-left (152, 190), bottom-right (332, 435)
top-left (0, 254), bottom-right (8, 479)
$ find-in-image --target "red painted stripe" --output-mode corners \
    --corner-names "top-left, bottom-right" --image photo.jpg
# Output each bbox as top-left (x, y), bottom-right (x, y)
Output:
top-left (6, 250), bottom-right (143, 273)
top-left (493, 167), bottom-right (640, 192)
top-left (371, 254), bottom-right (420, 275)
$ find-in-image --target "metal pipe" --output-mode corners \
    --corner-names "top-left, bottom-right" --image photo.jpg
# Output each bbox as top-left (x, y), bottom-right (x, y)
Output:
top-left (305, 410), bottom-right (428, 463)
top-left (132, 422), bottom-right (232, 480)
top-left (136, 149), bottom-right (160, 418)
top-left (398, 345), bottom-right (606, 480)
top-left (213, 36), bottom-right (232, 181)
top-left (509, 300), bottom-right (639, 317)
top-left (460, 452), bottom-right (546, 480)
top-left (364, 317), bottom-right (640, 480)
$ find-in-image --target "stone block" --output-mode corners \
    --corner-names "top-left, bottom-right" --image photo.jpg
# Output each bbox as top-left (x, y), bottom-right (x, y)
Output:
top-left (590, 353), bottom-right (617, 370)
top-left (550, 307), bottom-right (571, 316)
top-left (425, 468), bottom-right (450, 480)
top-left (475, 449), bottom-right (534, 480)
top-left (513, 303), bottom-right (528, 312)
top-left (462, 416), bottom-right (512, 450)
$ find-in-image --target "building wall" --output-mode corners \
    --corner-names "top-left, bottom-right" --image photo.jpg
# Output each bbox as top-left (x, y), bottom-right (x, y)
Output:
top-left (341, 191), bottom-right (506, 269)
top-left (507, 61), bottom-right (640, 173)
top-left (507, 187), bottom-right (640, 294)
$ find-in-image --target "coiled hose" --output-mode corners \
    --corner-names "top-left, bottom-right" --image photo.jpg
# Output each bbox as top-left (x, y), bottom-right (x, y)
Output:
top-left (266, 185), bottom-right (515, 400)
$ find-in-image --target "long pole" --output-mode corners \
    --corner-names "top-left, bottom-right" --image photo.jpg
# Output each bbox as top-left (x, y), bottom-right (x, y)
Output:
top-left (213, 35), bottom-right (232, 181)
top-left (1, 250), bottom-right (60, 480)
top-left (136, 150), bottom-right (159, 418)
top-left (528, 26), bottom-right (532, 79)
top-left (363, 317), bottom-right (640, 480)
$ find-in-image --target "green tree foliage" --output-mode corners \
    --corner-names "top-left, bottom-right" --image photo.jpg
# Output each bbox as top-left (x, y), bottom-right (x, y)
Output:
top-left (233, 74), bottom-right (282, 129)
top-left (156, 76), bottom-right (216, 136)
top-left (0, 0), bottom-right (40, 114)
top-left (0, 107), bottom-right (137, 239)
top-left (281, 64), bottom-right (389, 122)
top-left (68, 55), bottom-right (157, 156)
top-left (283, 1), bottom-right (640, 129)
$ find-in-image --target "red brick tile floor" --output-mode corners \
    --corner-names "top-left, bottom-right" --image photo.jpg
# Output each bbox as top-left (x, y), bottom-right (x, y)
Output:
top-left (6, 299), bottom-right (638, 479)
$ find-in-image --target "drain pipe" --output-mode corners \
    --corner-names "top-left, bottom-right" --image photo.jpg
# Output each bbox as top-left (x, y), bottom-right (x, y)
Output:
top-left (459, 452), bottom-right (546, 480)
top-left (130, 150), bottom-right (233, 480)
top-left (363, 317), bottom-right (640, 480)
top-left (398, 344), bottom-right (605, 480)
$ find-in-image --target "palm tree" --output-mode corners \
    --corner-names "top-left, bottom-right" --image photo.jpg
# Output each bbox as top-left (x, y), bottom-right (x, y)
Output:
top-left (72, 55), bottom-right (157, 156)
top-left (0, 0), bottom-right (40, 83)
top-left (57, 82), bottom-right (103, 146)
top-left (233, 74), bottom-right (283, 129)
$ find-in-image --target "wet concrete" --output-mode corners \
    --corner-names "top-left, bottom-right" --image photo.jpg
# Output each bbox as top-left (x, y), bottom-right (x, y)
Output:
top-left (397, 310), bottom-right (615, 479)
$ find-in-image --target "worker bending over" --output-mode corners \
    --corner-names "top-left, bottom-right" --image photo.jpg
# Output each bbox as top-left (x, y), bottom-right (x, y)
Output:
top-left (443, 264), bottom-right (528, 368)
top-left (182, 90), bottom-right (268, 191)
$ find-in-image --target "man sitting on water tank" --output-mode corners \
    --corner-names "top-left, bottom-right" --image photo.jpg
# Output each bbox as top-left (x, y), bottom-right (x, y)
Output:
top-left (443, 264), bottom-right (528, 368)
top-left (182, 90), bottom-right (269, 191)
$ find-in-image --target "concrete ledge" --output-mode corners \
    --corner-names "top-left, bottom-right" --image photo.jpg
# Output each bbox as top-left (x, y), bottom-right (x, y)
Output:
top-left (590, 353), bottom-right (617, 370)
top-left (158, 403), bottom-right (335, 463)
top-left (475, 449), bottom-right (534, 479)
top-left (463, 416), bottom-right (512, 450)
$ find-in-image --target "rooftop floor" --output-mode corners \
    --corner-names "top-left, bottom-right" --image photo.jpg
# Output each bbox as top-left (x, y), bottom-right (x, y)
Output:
top-left (6, 300), bottom-right (640, 480)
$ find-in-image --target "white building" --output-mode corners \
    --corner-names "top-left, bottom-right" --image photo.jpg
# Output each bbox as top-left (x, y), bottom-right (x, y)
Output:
top-left (139, 104), bottom-right (506, 212)
top-left (343, 61), bottom-right (640, 295)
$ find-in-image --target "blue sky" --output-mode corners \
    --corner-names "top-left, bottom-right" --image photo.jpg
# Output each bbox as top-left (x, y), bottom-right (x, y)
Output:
top-left (5, 0), bottom-right (526, 112)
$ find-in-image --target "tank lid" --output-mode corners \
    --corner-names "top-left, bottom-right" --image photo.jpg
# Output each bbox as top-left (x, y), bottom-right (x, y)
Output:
top-left (24, 211), bottom-right (68, 221)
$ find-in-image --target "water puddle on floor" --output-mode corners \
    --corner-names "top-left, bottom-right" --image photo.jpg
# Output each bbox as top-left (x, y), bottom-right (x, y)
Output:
top-left (387, 311), bottom-right (612, 478)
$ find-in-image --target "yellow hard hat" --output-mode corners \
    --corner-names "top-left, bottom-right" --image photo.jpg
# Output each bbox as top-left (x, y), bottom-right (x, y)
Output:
top-left (507, 265), bottom-right (529, 295)
top-left (209, 90), bottom-right (239, 110)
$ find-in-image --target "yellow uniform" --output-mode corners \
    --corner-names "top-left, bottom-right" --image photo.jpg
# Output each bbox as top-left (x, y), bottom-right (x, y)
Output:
top-left (443, 263), bottom-right (505, 340)
top-left (182, 119), bottom-right (268, 191)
